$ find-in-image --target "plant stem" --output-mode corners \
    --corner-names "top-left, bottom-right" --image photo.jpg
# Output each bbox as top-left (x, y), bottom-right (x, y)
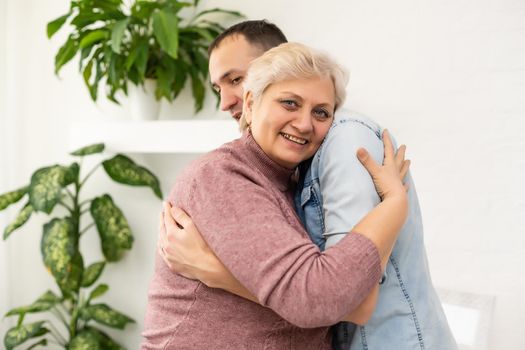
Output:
top-left (80, 222), bottom-right (95, 236)
top-left (58, 200), bottom-right (74, 214)
top-left (65, 187), bottom-right (75, 202)
top-left (51, 306), bottom-right (69, 330)
top-left (79, 199), bottom-right (91, 207)
top-left (45, 320), bottom-right (67, 345)
top-left (80, 163), bottom-right (101, 189)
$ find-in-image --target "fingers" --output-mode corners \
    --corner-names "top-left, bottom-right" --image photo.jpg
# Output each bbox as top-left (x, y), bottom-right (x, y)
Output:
top-left (357, 147), bottom-right (380, 175)
top-left (400, 159), bottom-right (410, 180)
top-left (382, 129), bottom-right (395, 160)
top-left (395, 144), bottom-right (406, 169)
top-left (170, 205), bottom-right (192, 230)
top-left (163, 201), bottom-right (182, 232)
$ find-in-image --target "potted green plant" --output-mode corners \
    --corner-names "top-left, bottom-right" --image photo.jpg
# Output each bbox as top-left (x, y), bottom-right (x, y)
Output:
top-left (48, 0), bottom-right (243, 120)
top-left (1, 143), bottom-right (161, 349)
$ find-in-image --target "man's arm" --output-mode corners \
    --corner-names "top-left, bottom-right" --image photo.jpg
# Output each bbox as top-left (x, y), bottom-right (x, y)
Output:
top-left (319, 119), bottom-right (406, 322)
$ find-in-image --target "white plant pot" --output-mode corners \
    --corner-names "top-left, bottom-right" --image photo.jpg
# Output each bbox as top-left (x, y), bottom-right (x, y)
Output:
top-left (129, 79), bottom-right (161, 121)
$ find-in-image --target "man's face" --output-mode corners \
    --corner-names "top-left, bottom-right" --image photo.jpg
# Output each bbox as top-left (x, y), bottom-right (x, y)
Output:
top-left (209, 35), bottom-right (263, 122)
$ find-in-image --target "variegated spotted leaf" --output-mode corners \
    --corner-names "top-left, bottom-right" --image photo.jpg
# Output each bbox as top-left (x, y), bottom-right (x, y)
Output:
top-left (3, 203), bottom-right (33, 240)
top-left (5, 290), bottom-right (60, 317)
top-left (70, 143), bottom-right (105, 156)
top-left (29, 163), bottom-right (79, 214)
top-left (89, 284), bottom-right (109, 301)
top-left (0, 186), bottom-right (27, 211)
top-left (4, 321), bottom-right (49, 350)
top-left (81, 261), bottom-right (106, 287)
top-left (41, 218), bottom-right (84, 295)
top-left (26, 338), bottom-right (48, 349)
top-left (90, 195), bottom-right (133, 262)
top-left (102, 155), bottom-right (162, 198)
top-left (80, 304), bottom-right (134, 330)
top-left (69, 327), bottom-right (124, 350)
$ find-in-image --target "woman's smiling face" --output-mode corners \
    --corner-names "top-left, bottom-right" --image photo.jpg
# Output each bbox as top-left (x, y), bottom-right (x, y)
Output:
top-left (245, 76), bottom-right (336, 169)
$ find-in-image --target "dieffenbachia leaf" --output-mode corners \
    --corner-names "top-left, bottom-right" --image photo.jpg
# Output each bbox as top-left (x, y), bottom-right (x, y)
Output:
top-left (29, 163), bottom-right (79, 214)
top-left (152, 9), bottom-right (179, 59)
top-left (81, 261), bottom-right (106, 287)
top-left (69, 326), bottom-right (125, 350)
top-left (41, 218), bottom-right (83, 295)
top-left (4, 321), bottom-right (49, 350)
top-left (0, 186), bottom-right (27, 211)
top-left (89, 284), bottom-right (109, 301)
top-left (102, 155), bottom-right (162, 198)
top-left (79, 304), bottom-right (134, 330)
top-left (3, 203), bottom-right (33, 240)
top-left (70, 143), bottom-right (105, 156)
top-left (4, 290), bottom-right (61, 318)
top-left (26, 338), bottom-right (48, 350)
top-left (90, 195), bottom-right (133, 262)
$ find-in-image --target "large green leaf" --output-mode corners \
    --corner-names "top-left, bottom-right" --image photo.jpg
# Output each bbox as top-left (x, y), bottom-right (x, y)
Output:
top-left (41, 218), bottom-right (83, 295)
top-left (90, 195), bottom-right (133, 262)
top-left (5, 291), bottom-right (60, 317)
top-left (47, 13), bottom-right (70, 39)
top-left (4, 321), bottom-right (48, 350)
top-left (189, 65), bottom-right (205, 113)
top-left (26, 338), bottom-right (48, 349)
top-left (81, 261), bottom-right (106, 287)
top-left (80, 30), bottom-right (109, 49)
top-left (80, 304), bottom-right (134, 329)
top-left (0, 186), bottom-right (27, 211)
top-left (191, 8), bottom-right (244, 23)
top-left (111, 18), bottom-right (130, 54)
top-left (29, 163), bottom-right (78, 214)
top-left (69, 327), bottom-right (124, 350)
top-left (152, 9), bottom-right (179, 59)
top-left (55, 35), bottom-right (79, 75)
top-left (89, 284), bottom-right (109, 300)
top-left (71, 143), bottom-right (105, 156)
top-left (3, 203), bottom-right (33, 240)
top-left (102, 155), bottom-right (162, 198)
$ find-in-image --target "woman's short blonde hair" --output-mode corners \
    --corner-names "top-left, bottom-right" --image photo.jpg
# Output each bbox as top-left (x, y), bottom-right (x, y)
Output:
top-left (239, 42), bottom-right (349, 131)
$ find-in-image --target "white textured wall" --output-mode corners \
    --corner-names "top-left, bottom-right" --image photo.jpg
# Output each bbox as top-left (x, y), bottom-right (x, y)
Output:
top-left (1, 0), bottom-right (524, 349)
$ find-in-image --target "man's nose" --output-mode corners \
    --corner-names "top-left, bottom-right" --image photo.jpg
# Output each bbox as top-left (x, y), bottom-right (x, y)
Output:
top-left (220, 89), bottom-right (238, 112)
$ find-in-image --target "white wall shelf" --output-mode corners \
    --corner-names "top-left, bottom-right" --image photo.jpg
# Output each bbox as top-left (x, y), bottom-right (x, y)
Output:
top-left (68, 119), bottom-right (240, 154)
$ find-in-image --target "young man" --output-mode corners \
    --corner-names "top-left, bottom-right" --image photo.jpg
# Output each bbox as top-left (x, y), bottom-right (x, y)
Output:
top-left (158, 20), bottom-right (456, 350)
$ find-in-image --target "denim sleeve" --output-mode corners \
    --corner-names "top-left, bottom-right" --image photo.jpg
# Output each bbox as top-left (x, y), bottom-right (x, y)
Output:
top-left (319, 121), bottom-right (384, 249)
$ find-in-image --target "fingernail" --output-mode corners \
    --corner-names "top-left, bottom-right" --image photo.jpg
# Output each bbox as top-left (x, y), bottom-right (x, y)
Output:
top-left (357, 148), bottom-right (367, 159)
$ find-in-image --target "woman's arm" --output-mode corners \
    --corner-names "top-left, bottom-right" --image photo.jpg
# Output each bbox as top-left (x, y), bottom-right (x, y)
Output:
top-left (159, 131), bottom-right (408, 326)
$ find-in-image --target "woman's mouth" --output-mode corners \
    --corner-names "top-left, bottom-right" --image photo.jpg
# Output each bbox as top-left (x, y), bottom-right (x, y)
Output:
top-left (280, 132), bottom-right (308, 145)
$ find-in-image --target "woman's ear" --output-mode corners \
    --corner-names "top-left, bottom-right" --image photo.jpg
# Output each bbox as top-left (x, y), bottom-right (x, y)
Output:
top-left (243, 90), bottom-right (254, 125)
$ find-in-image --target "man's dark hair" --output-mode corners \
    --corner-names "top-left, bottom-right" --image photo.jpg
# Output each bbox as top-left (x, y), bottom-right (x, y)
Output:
top-left (208, 20), bottom-right (288, 56)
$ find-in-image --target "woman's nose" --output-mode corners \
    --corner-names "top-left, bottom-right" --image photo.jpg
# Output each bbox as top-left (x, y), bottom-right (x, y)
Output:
top-left (292, 110), bottom-right (314, 134)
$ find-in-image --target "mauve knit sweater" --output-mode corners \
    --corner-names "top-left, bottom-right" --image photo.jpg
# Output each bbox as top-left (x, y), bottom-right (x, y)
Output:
top-left (142, 132), bottom-right (381, 350)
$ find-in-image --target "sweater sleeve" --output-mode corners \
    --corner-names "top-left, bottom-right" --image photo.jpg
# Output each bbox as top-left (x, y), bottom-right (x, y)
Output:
top-left (171, 159), bottom-right (381, 328)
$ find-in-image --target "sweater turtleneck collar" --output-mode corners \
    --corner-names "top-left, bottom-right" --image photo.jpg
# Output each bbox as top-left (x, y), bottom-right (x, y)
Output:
top-left (241, 131), bottom-right (296, 192)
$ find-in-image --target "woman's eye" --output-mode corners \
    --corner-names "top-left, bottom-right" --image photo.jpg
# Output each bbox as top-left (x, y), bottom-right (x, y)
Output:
top-left (313, 108), bottom-right (331, 119)
top-left (281, 100), bottom-right (298, 109)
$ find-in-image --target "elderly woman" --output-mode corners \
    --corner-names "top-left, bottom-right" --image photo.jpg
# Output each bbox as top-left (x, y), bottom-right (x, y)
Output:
top-left (142, 43), bottom-right (409, 349)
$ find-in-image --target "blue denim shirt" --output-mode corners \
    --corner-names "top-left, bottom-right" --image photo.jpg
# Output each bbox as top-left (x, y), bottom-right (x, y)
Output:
top-left (295, 109), bottom-right (457, 350)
